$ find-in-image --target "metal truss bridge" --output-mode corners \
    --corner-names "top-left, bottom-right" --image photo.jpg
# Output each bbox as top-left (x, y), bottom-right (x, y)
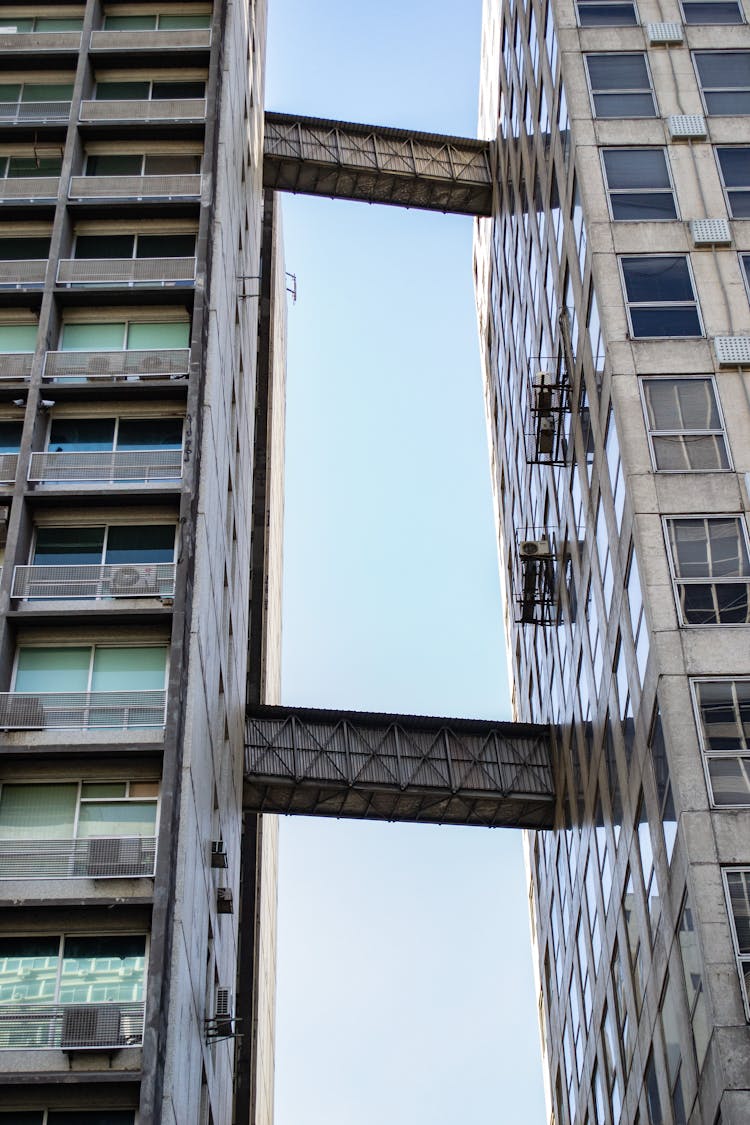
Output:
top-left (263, 112), bottom-right (494, 216)
top-left (244, 705), bottom-right (554, 829)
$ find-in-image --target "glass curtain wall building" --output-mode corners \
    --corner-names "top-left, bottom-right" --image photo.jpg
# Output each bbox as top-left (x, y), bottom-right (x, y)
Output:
top-left (0, 2), bottom-right (285, 1124)
top-left (475, 0), bottom-right (750, 1122)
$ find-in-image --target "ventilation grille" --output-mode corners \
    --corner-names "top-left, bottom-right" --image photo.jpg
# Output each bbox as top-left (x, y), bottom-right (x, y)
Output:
top-left (668, 114), bottom-right (707, 140)
top-left (647, 21), bottom-right (683, 43)
top-left (715, 337), bottom-right (750, 366)
top-left (690, 218), bottom-right (732, 246)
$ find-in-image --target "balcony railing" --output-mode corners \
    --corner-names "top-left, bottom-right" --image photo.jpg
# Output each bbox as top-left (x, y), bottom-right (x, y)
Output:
top-left (56, 257), bottom-right (196, 288)
top-left (90, 28), bottom-right (211, 50)
top-left (0, 1001), bottom-right (145, 1049)
top-left (0, 690), bottom-right (167, 729)
top-left (12, 562), bottom-right (177, 599)
top-left (79, 98), bottom-right (206, 123)
top-left (69, 174), bottom-right (201, 201)
top-left (0, 454), bottom-right (18, 483)
top-left (0, 101), bottom-right (71, 123)
top-left (0, 31), bottom-right (82, 52)
top-left (0, 176), bottom-right (59, 201)
top-left (0, 261), bottom-right (47, 288)
top-left (0, 835), bottom-right (156, 878)
top-left (43, 348), bottom-right (189, 382)
top-left (28, 449), bottom-right (183, 484)
top-left (0, 353), bottom-right (33, 380)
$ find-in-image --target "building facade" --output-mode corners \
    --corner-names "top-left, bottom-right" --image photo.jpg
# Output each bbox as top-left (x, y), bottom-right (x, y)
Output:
top-left (0, 2), bottom-right (284, 1124)
top-left (475, 0), bottom-right (750, 1122)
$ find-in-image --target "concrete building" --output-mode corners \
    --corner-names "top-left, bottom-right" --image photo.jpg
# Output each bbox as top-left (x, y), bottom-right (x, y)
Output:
top-left (474, 0), bottom-right (750, 1122)
top-left (0, 2), bottom-right (284, 1123)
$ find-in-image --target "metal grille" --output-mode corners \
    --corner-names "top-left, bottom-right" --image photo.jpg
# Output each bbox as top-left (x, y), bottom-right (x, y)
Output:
top-left (690, 218), bottom-right (732, 246)
top-left (646, 21), bottom-right (683, 43)
top-left (43, 347), bottom-right (189, 381)
top-left (245, 705), bottom-right (554, 828)
top-left (0, 176), bottom-right (60, 200)
top-left (90, 28), bottom-right (211, 50)
top-left (0, 453), bottom-right (18, 482)
top-left (0, 101), bottom-right (70, 122)
top-left (12, 562), bottom-right (177, 599)
top-left (0, 31), bottom-right (82, 51)
top-left (56, 257), bottom-right (196, 287)
top-left (0, 690), bottom-right (167, 729)
top-left (79, 98), bottom-right (206, 122)
top-left (0, 836), bottom-right (156, 878)
top-left (0, 353), bottom-right (32, 380)
top-left (668, 114), bottom-right (708, 139)
top-left (69, 174), bottom-right (201, 201)
top-left (0, 260), bottom-right (47, 287)
top-left (28, 449), bottom-right (183, 483)
top-left (0, 1002), bottom-right (144, 1050)
top-left (715, 336), bottom-right (750, 365)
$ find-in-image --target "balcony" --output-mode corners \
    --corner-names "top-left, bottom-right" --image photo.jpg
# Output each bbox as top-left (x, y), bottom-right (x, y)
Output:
top-left (0, 260), bottom-right (47, 289)
top-left (56, 257), bottom-right (196, 288)
top-left (12, 562), bottom-right (177, 599)
top-left (43, 348), bottom-right (189, 382)
top-left (0, 30), bottom-right (82, 53)
top-left (28, 449), bottom-right (183, 484)
top-left (90, 28), bottom-right (211, 51)
top-left (0, 176), bottom-right (59, 202)
top-left (69, 173), bottom-right (201, 202)
top-left (0, 454), bottom-right (18, 483)
top-left (79, 98), bottom-right (205, 124)
top-left (0, 835), bottom-right (156, 878)
top-left (0, 690), bottom-right (167, 729)
top-left (0, 101), bottom-right (70, 124)
top-left (0, 354), bottom-right (32, 380)
top-left (0, 1001), bottom-right (145, 1049)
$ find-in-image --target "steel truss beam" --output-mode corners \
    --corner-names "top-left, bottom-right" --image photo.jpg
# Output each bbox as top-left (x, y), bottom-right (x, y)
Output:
top-left (263, 112), bottom-right (494, 216)
top-left (244, 705), bottom-right (554, 829)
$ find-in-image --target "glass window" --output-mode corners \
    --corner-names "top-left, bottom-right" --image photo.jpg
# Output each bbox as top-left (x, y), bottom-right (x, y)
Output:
top-left (158, 13), bottom-right (211, 28)
top-left (620, 256), bottom-right (702, 337)
top-left (90, 647), bottom-right (166, 691)
top-left (0, 421), bottom-right (22, 452)
top-left (695, 51), bottom-right (750, 114)
top-left (640, 376), bottom-right (730, 470)
top-left (585, 53), bottom-right (656, 117)
top-left (143, 153), bottom-right (201, 175)
top-left (13, 645), bottom-right (166, 693)
top-left (85, 154), bottom-right (143, 176)
top-left (0, 783), bottom-right (77, 840)
top-left (74, 235), bottom-right (134, 260)
top-left (725, 870), bottom-right (750, 1015)
top-left (682, 0), bottom-right (743, 20)
top-left (602, 149), bottom-right (677, 220)
top-left (665, 516), bottom-right (750, 624)
top-left (577, 0), bottom-right (638, 24)
top-left (127, 321), bottom-right (189, 349)
top-left (0, 238), bottom-right (50, 260)
top-left (692, 678), bottom-right (750, 805)
top-left (103, 15), bottom-right (156, 29)
top-left (105, 524), bottom-right (175, 563)
top-left (48, 418), bottom-right (116, 451)
top-left (33, 526), bottom-right (105, 564)
top-left (0, 780), bottom-right (157, 841)
top-left (151, 80), bottom-right (205, 99)
top-left (116, 418), bottom-right (183, 448)
top-left (14, 647), bottom-right (90, 692)
top-left (0, 324), bottom-right (36, 352)
top-left (136, 234), bottom-right (195, 258)
top-left (49, 1115), bottom-right (135, 1125)
top-left (61, 322), bottom-right (126, 350)
top-left (4, 155), bottom-right (61, 178)
top-left (95, 81), bottom-right (150, 100)
top-left (716, 147), bottom-right (750, 216)
top-left (677, 896), bottom-right (710, 1066)
top-left (59, 935), bottom-right (146, 1003)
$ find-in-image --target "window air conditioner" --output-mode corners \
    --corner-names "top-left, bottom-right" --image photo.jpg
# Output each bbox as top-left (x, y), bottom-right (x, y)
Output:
top-left (217, 887), bottom-right (234, 914)
top-left (110, 565), bottom-right (159, 596)
top-left (533, 371), bottom-right (555, 415)
top-left (61, 1003), bottom-right (121, 1050)
top-left (214, 987), bottom-right (233, 1037)
top-left (211, 840), bottom-right (228, 868)
top-left (537, 417), bottom-right (556, 454)
top-left (519, 538), bottom-right (552, 560)
top-left (84, 837), bottom-right (142, 878)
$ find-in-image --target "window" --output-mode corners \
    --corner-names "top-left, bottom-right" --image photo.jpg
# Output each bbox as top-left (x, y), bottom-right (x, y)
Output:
top-left (695, 51), bottom-right (750, 114)
top-left (0, 82), bottom-right (74, 107)
top-left (585, 54), bottom-right (656, 118)
top-left (0, 16), bottom-right (83, 31)
top-left (602, 149), bottom-right (677, 220)
top-left (32, 524), bottom-right (175, 566)
top-left (95, 79), bottom-right (205, 101)
top-left (0, 155), bottom-right (62, 178)
top-left (577, 0), bottom-right (637, 24)
top-left (61, 318), bottom-right (190, 351)
top-left (620, 256), bottom-right (702, 337)
top-left (0, 781), bottom-right (158, 842)
top-left (85, 152), bottom-right (201, 176)
top-left (0, 932), bottom-right (145, 1010)
top-left (640, 377), bottom-right (730, 470)
top-left (692, 678), bottom-right (750, 805)
top-left (103, 11), bottom-right (211, 29)
top-left (682, 0), bottom-right (743, 19)
top-left (0, 1114), bottom-right (135, 1125)
top-left (73, 233), bottom-right (195, 260)
top-left (0, 237), bottom-right (50, 261)
top-left (665, 516), bottom-right (750, 624)
top-left (716, 148), bottom-right (750, 216)
top-left (0, 422), bottom-right (22, 451)
top-left (13, 645), bottom-right (168, 693)
top-left (724, 869), bottom-right (750, 1015)
top-left (677, 896), bottom-right (710, 1067)
top-left (46, 416), bottom-right (183, 451)
top-left (0, 323), bottom-right (36, 352)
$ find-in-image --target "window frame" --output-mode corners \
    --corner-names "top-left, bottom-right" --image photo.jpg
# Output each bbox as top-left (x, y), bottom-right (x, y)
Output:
top-left (0, 931), bottom-right (149, 1007)
top-left (0, 779), bottom-right (160, 842)
top-left (30, 521), bottom-right (178, 566)
top-left (690, 677), bottom-right (750, 807)
top-left (576, 0), bottom-right (639, 26)
top-left (663, 514), bottom-right (750, 626)
top-left (584, 52), bottom-right (657, 119)
top-left (11, 643), bottom-right (170, 694)
top-left (43, 414), bottom-right (185, 452)
top-left (694, 50), bottom-right (750, 115)
top-left (680, 0), bottom-right (744, 22)
top-left (716, 147), bottom-right (750, 218)
top-left (722, 867), bottom-right (750, 1018)
top-left (600, 147), bottom-right (678, 222)
top-left (619, 254), bottom-right (703, 339)
top-left (638, 374), bottom-right (731, 472)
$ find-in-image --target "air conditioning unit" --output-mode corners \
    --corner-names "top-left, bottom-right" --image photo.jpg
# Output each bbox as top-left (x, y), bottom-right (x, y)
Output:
top-left (533, 370), bottom-right (555, 415)
top-left (84, 837), bottom-right (143, 878)
top-left (211, 840), bottom-right (228, 868)
top-left (537, 417), bottom-right (555, 454)
top-left (213, 987), bottom-right (233, 1038)
top-left (0, 694), bottom-right (45, 730)
top-left (519, 538), bottom-right (552, 560)
top-left (61, 1004), bottom-right (121, 1050)
top-left (109, 565), bottom-right (159, 596)
top-left (217, 887), bottom-right (234, 914)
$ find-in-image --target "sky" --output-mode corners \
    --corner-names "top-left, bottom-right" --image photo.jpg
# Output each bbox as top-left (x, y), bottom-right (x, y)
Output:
top-left (265, 3), bottom-right (548, 1123)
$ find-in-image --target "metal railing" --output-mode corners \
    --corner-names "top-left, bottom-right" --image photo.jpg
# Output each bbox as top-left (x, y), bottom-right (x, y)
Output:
top-left (43, 348), bottom-right (189, 382)
top-left (12, 562), bottom-right (177, 599)
top-left (79, 98), bottom-right (206, 123)
top-left (0, 836), bottom-right (156, 878)
top-left (69, 174), bottom-right (201, 201)
top-left (0, 453), bottom-right (18, 483)
top-left (0, 100), bottom-right (71, 122)
top-left (56, 257), bottom-right (196, 288)
top-left (0, 175), bottom-right (59, 201)
top-left (0, 353), bottom-right (33, 380)
top-left (28, 449), bottom-right (184, 484)
top-left (0, 31), bottom-right (82, 51)
top-left (90, 28), bottom-right (211, 50)
top-left (0, 690), bottom-right (167, 729)
top-left (0, 260), bottom-right (47, 288)
top-left (0, 1001), bottom-right (145, 1049)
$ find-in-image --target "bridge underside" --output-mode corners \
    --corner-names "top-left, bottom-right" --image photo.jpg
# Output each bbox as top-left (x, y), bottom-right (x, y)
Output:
top-left (263, 112), bottom-right (494, 216)
top-left (244, 705), bottom-right (554, 829)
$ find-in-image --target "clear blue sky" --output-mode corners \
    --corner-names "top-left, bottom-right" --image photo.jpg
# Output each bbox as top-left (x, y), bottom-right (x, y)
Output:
top-left (266, 3), bottom-right (548, 1123)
